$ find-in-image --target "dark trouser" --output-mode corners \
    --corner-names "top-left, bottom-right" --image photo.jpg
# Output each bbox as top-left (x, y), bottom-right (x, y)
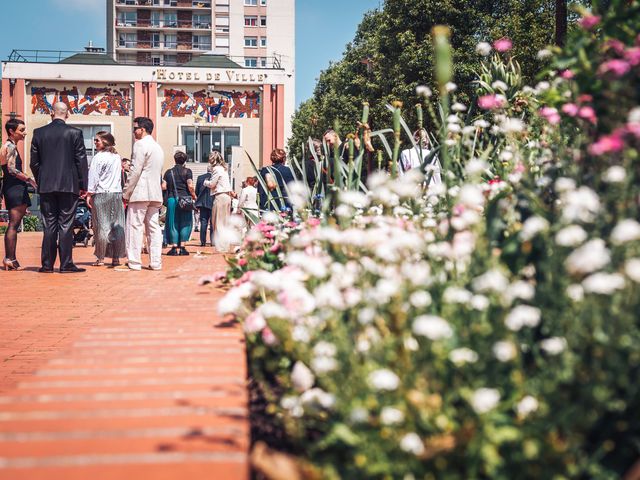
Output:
top-left (198, 207), bottom-right (213, 246)
top-left (40, 192), bottom-right (79, 270)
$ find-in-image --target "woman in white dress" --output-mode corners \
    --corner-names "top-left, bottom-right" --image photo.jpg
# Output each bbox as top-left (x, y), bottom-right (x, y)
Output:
top-left (86, 132), bottom-right (126, 267)
top-left (204, 151), bottom-right (234, 253)
top-left (237, 176), bottom-right (259, 233)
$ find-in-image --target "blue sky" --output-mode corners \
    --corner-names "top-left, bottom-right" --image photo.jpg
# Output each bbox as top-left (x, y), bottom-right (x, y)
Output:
top-left (0, 0), bottom-right (379, 106)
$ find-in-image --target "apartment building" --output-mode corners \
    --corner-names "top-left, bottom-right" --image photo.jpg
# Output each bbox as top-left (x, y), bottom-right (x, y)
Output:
top-left (106, 0), bottom-right (295, 141)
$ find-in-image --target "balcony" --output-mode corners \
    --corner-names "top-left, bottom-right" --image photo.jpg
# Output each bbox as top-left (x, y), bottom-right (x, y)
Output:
top-left (116, 41), bottom-right (209, 52)
top-left (116, 19), bottom-right (211, 30)
top-left (115, 0), bottom-right (212, 9)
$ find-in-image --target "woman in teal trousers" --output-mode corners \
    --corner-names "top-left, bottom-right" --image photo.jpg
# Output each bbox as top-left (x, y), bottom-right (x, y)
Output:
top-left (162, 151), bottom-right (196, 256)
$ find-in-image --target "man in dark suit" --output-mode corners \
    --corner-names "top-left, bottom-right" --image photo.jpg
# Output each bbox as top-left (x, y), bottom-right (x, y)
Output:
top-left (30, 102), bottom-right (89, 273)
top-left (195, 166), bottom-right (214, 246)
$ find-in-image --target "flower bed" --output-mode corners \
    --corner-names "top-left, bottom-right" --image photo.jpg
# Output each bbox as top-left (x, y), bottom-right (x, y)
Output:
top-left (215, 4), bottom-right (640, 479)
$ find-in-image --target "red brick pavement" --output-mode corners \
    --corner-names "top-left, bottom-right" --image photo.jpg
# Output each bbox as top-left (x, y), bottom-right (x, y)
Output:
top-left (0, 233), bottom-right (248, 480)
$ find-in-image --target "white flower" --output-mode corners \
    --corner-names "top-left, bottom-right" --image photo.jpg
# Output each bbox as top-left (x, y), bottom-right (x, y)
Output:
top-left (625, 258), bottom-right (640, 283)
top-left (535, 81), bottom-right (550, 92)
top-left (565, 239), bottom-right (610, 275)
top-left (217, 290), bottom-right (243, 315)
top-left (500, 118), bottom-right (524, 133)
top-left (412, 315), bottom-right (454, 340)
top-left (555, 177), bottom-right (576, 193)
top-left (520, 216), bottom-right (549, 241)
top-left (300, 388), bottom-right (335, 409)
top-left (340, 190), bottom-right (370, 209)
top-left (416, 85), bottom-right (432, 97)
top-left (259, 301), bottom-right (290, 319)
top-left (470, 388), bottom-right (501, 414)
top-left (442, 286), bottom-right (473, 304)
top-left (476, 41), bottom-right (492, 56)
top-left (368, 369), bottom-right (400, 391)
top-left (292, 325), bottom-right (311, 343)
top-left (492, 80), bottom-right (508, 91)
top-left (582, 272), bottom-right (625, 294)
top-left (603, 166), bottom-right (626, 183)
top-left (458, 184), bottom-right (485, 207)
top-left (470, 294), bottom-right (490, 311)
top-left (380, 406), bottom-right (404, 425)
top-left (540, 337), bottom-right (567, 355)
top-left (358, 307), bottom-right (376, 325)
top-left (313, 341), bottom-right (337, 357)
top-left (466, 158), bottom-right (489, 176)
top-left (566, 284), bottom-right (584, 302)
top-left (611, 219), bottom-right (640, 245)
top-left (349, 407), bottom-right (368, 423)
top-left (505, 305), bottom-right (541, 331)
top-left (628, 107), bottom-right (640, 124)
top-left (472, 269), bottom-right (509, 293)
top-left (409, 291), bottom-right (432, 308)
top-left (493, 341), bottom-right (517, 362)
top-left (445, 82), bottom-right (457, 92)
top-left (311, 356), bottom-right (338, 374)
top-left (474, 119), bottom-right (490, 129)
top-left (516, 395), bottom-right (539, 417)
top-left (537, 48), bottom-right (552, 60)
top-left (503, 281), bottom-right (535, 304)
top-left (449, 348), bottom-right (479, 365)
top-left (400, 433), bottom-right (425, 456)
top-left (291, 362), bottom-right (315, 392)
top-left (561, 186), bottom-right (601, 223)
top-left (404, 337), bottom-right (419, 351)
top-left (452, 102), bottom-right (467, 112)
top-left (555, 225), bottom-right (588, 247)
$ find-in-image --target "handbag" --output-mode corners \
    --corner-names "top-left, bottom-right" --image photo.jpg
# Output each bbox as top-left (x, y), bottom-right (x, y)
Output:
top-left (169, 168), bottom-right (196, 211)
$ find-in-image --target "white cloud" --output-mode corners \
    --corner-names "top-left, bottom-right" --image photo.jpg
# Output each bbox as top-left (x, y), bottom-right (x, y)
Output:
top-left (52, 0), bottom-right (103, 11)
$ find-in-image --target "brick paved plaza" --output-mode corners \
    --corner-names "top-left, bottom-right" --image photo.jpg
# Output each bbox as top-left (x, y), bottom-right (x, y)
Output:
top-left (0, 233), bottom-right (249, 480)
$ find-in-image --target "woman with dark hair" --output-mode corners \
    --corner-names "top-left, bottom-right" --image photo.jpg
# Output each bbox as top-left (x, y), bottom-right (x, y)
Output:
top-left (0, 119), bottom-right (36, 270)
top-left (86, 131), bottom-right (126, 267)
top-left (162, 151), bottom-right (196, 256)
top-left (258, 148), bottom-right (295, 212)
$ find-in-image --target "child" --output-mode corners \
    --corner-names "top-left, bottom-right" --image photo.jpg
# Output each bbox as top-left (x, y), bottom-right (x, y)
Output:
top-left (237, 176), bottom-right (259, 233)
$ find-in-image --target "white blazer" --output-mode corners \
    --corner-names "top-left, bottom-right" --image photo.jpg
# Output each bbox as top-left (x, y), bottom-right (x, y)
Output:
top-left (123, 135), bottom-right (164, 203)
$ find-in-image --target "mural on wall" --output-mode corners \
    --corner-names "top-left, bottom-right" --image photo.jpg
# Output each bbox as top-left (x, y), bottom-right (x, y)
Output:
top-left (161, 89), bottom-right (260, 122)
top-left (31, 86), bottom-right (132, 116)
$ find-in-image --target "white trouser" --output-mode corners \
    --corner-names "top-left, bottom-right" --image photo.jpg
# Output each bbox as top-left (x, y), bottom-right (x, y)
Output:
top-left (126, 201), bottom-right (163, 270)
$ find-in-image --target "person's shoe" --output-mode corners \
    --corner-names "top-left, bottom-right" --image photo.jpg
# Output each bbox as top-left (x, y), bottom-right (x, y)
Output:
top-left (179, 247), bottom-right (189, 256)
top-left (59, 265), bottom-right (86, 273)
top-left (200, 242), bottom-right (206, 247)
top-left (148, 265), bottom-right (162, 271)
top-left (38, 267), bottom-right (54, 273)
top-left (166, 247), bottom-right (179, 256)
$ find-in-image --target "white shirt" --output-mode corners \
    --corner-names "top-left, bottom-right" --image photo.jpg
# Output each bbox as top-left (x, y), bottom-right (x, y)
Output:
top-left (123, 135), bottom-right (165, 203)
top-left (238, 185), bottom-right (258, 212)
top-left (398, 146), bottom-right (442, 185)
top-left (204, 165), bottom-right (232, 195)
top-left (88, 151), bottom-right (122, 194)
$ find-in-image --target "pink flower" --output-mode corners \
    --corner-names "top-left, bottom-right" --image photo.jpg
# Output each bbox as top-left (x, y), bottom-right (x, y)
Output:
top-left (307, 218), bottom-right (321, 227)
top-left (198, 271), bottom-right (227, 285)
top-left (588, 132), bottom-right (625, 156)
top-left (238, 258), bottom-right (248, 267)
top-left (578, 14), bottom-right (601, 30)
top-left (245, 311), bottom-right (267, 334)
top-left (577, 94), bottom-right (593, 104)
top-left (253, 249), bottom-right (265, 257)
top-left (493, 37), bottom-right (512, 52)
top-left (539, 107), bottom-right (561, 124)
top-left (624, 47), bottom-right (640, 66)
top-left (514, 162), bottom-right (526, 173)
top-left (598, 59), bottom-right (631, 77)
top-left (262, 327), bottom-right (278, 346)
top-left (269, 243), bottom-right (281, 253)
top-left (559, 69), bottom-right (575, 80)
top-left (605, 39), bottom-right (626, 55)
top-left (625, 123), bottom-right (640, 139)
top-left (478, 94), bottom-right (506, 110)
top-left (578, 106), bottom-right (597, 124)
top-left (235, 270), bottom-right (254, 286)
top-left (561, 103), bottom-right (579, 117)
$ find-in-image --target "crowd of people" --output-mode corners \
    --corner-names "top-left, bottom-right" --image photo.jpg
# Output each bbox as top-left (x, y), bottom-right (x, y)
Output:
top-left (0, 103), bottom-right (440, 273)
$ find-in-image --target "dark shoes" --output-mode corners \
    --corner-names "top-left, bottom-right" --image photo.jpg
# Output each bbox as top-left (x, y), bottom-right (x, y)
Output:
top-left (166, 247), bottom-right (179, 256)
top-left (59, 265), bottom-right (86, 273)
top-left (179, 247), bottom-right (189, 256)
top-left (38, 267), bottom-right (54, 273)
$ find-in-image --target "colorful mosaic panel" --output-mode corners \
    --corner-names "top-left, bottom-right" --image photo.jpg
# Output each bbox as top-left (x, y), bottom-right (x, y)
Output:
top-left (31, 86), bottom-right (132, 116)
top-left (161, 89), bottom-right (260, 121)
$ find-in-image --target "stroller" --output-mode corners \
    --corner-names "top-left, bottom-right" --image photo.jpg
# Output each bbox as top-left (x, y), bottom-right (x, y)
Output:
top-left (73, 199), bottom-right (93, 247)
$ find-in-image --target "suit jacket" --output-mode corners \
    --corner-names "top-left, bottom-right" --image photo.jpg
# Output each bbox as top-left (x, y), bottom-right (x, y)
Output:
top-left (123, 135), bottom-right (164, 203)
top-left (30, 119), bottom-right (89, 195)
top-left (195, 172), bottom-right (213, 209)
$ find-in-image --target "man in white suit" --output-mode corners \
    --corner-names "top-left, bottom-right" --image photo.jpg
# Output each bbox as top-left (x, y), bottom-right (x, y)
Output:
top-left (122, 117), bottom-right (164, 271)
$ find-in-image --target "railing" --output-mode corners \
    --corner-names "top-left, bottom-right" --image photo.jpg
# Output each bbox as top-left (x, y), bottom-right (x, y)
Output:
top-left (116, 19), bottom-right (212, 29)
top-left (116, 0), bottom-right (212, 8)
top-left (5, 49), bottom-right (286, 69)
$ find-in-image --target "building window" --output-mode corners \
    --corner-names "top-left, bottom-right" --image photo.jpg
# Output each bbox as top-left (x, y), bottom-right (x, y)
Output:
top-left (260, 37), bottom-right (266, 47)
top-left (117, 11), bottom-right (137, 26)
top-left (164, 34), bottom-right (177, 48)
top-left (152, 56), bottom-right (162, 66)
top-left (151, 33), bottom-right (161, 48)
top-left (244, 0), bottom-right (257, 4)
top-left (151, 11), bottom-right (161, 26)
top-left (73, 125), bottom-right (112, 165)
top-left (244, 16), bottom-right (257, 27)
top-left (163, 12), bottom-right (177, 27)
top-left (259, 16), bottom-right (266, 27)
top-left (244, 36), bottom-right (257, 48)
top-left (260, 0), bottom-right (266, 5)
top-left (260, 57), bottom-right (267, 67)
top-left (118, 33), bottom-right (136, 48)
top-left (193, 34), bottom-right (211, 50)
top-left (193, 14), bottom-right (211, 28)
top-left (245, 57), bottom-right (257, 68)
top-left (164, 54), bottom-right (177, 65)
